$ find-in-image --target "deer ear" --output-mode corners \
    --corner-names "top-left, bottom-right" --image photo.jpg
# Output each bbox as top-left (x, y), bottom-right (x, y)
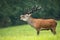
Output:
top-left (29, 14), bottom-right (31, 16)
top-left (25, 14), bottom-right (29, 15)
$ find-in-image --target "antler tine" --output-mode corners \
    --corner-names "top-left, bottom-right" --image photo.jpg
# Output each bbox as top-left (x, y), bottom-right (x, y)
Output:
top-left (28, 5), bottom-right (36, 13)
top-left (26, 7), bottom-right (31, 14)
top-left (35, 5), bottom-right (41, 10)
top-left (37, 6), bottom-right (41, 10)
top-left (27, 10), bottom-right (32, 14)
top-left (27, 5), bottom-right (37, 14)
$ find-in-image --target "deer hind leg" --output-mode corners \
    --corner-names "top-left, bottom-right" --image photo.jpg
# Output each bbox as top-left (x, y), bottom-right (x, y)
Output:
top-left (50, 27), bottom-right (56, 35)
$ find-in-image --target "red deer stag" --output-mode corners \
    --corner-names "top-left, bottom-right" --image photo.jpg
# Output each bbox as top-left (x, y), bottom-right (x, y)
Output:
top-left (20, 6), bottom-right (57, 35)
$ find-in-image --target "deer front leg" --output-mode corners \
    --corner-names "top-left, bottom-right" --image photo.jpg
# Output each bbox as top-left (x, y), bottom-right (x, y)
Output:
top-left (36, 29), bottom-right (40, 35)
top-left (37, 31), bottom-right (40, 35)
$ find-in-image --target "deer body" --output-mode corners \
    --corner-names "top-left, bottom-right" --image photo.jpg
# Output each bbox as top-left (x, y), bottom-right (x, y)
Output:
top-left (20, 14), bottom-right (57, 35)
top-left (28, 18), bottom-right (56, 29)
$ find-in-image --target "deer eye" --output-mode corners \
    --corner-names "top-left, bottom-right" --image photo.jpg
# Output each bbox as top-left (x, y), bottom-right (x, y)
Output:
top-left (21, 16), bottom-right (24, 18)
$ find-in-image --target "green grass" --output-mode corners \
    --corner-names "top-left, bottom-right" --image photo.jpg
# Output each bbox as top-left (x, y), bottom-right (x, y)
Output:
top-left (0, 21), bottom-right (60, 40)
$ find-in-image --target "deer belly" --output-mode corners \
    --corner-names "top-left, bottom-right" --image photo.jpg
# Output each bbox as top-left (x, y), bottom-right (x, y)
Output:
top-left (40, 28), bottom-right (49, 30)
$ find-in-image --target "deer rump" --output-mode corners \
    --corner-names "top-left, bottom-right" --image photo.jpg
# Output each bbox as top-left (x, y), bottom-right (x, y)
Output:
top-left (28, 18), bottom-right (57, 35)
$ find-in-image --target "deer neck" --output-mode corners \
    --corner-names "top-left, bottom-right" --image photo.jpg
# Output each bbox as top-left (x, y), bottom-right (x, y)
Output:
top-left (27, 17), bottom-right (34, 26)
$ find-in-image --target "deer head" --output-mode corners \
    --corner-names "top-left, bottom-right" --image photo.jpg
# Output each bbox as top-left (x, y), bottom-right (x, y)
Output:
top-left (20, 5), bottom-right (41, 21)
top-left (20, 14), bottom-right (31, 21)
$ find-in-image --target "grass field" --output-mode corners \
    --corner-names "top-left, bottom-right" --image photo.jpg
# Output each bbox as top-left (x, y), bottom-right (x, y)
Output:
top-left (0, 21), bottom-right (60, 40)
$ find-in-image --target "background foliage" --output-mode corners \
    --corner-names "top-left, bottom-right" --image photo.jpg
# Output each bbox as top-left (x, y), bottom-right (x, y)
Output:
top-left (0, 0), bottom-right (60, 27)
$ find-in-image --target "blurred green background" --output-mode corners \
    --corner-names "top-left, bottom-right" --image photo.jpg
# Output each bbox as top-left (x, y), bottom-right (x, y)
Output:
top-left (0, 0), bottom-right (60, 40)
top-left (0, 0), bottom-right (60, 27)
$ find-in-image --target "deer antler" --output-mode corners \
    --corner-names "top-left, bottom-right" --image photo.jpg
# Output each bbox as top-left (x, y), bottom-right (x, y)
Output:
top-left (27, 5), bottom-right (41, 14)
